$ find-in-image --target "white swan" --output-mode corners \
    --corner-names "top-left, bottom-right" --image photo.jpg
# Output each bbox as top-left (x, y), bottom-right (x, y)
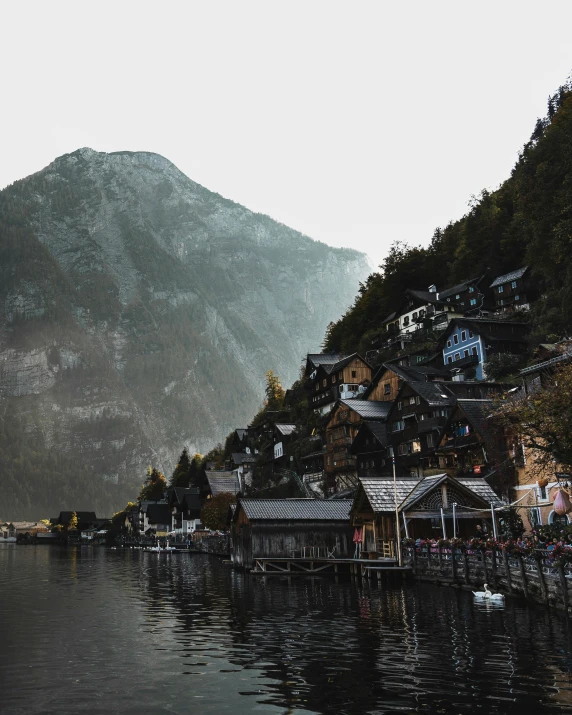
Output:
top-left (473, 583), bottom-right (505, 602)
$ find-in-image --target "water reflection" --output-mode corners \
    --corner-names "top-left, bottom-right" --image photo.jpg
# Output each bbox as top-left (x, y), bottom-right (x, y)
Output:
top-left (1, 546), bottom-right (572, 714)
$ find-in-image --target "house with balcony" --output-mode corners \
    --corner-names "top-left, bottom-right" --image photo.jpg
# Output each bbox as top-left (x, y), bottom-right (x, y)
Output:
top-left (440, 318), bottom-right (529, 380)
top-left (386, 381), bottom-right (457, 479)
top-left (490, 266), bottom-right (535, 313)
top-left (432, 399), bottom-right (508, 483)
top-left (167, 487), bottom-right (202, 537)
top-left (436, 275), bottom-right (491, 313)
top-left (324, 399), bottom-right (392, 493)
top-left (364, 362), bottom-right (450, 403)
top-left (308, 353), bottom-right (372, 415)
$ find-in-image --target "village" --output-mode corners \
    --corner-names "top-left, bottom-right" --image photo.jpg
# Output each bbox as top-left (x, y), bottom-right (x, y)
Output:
top-left (5, 264), bottom-right (572, 611)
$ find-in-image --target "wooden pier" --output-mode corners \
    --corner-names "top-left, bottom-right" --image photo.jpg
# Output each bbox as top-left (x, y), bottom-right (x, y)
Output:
top-left (250, 556), bottom-right (410, 578)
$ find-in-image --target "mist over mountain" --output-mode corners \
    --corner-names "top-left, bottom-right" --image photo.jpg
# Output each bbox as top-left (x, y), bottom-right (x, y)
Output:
top-left (0, 148), bottom-right (369, 518)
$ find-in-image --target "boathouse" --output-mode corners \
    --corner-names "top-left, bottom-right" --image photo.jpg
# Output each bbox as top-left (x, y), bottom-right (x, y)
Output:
top-left (351, 474), bottom-right (504, 557)
top-left (231, 498), bottom-right (353, 569)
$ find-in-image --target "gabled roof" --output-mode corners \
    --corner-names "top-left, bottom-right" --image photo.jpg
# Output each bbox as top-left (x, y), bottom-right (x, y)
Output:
top-left (363, 362), bottom-right (450, 400)
top-left (357, 477), bottom-right (421, 512)
top-left (338, 399), bottom-right (392, 420)
top-left (359, 421), bottom-right (388, 446)
top-left (399, 475), bottom-right (447, 511)
top-left (407, 381), bottom-right (456, 406)
top-left (145, 503), bottom-right (172, 525)
top-left (169, 487), bottom-right (200, 505)
top-left (306, 353), bottom-right (347, 375)
top-left (405, 289), bottom-right (442, 305)
top-left (439, 318), bottom-right (529, 344)
top-left (231, 452), bottom-right (257, 464)
top-left (438, 276), bottom-right (482, 300)
top-left (237, 498), bottom-right (352, 521)
top-left (318, 353), bottom-right (371, 376)
top-left (455, 399), bottom-right (495, 436)
top-left (206, 471), bottom-right (240, 496)
top-left (490, 266), bottom-right (529, 288)
top-left (274, 424), bottom-right (297, 437)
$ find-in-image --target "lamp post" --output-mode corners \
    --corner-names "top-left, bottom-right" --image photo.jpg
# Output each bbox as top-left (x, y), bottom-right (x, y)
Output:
top-left (392, 455), bottom-right (402, 566)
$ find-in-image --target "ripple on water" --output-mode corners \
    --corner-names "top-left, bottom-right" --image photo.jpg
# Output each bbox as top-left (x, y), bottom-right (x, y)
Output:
top-left (2, 548), bottom-right (572, 714)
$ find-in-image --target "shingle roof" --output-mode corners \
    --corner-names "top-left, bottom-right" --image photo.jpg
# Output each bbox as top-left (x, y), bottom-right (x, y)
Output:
top-left (339, 399), bottom-right (392, 420)
top-left (359, 477), bottom-right (421, 512)
top-left (457, 479), bottom-right (505, 506)
top-left (406, 289), bottom-right (441, 305)
top-left (206, 471), bottom-right (240, 496)
top-left (409, 381), bottom-right (456, 406)
top-left (439, 277), bottom-right (481, 299)
top-left (361, 421), bottom-right (388, 446)
top-left (307, 353), bottom-right (347, 369)
top-left (456, 399), bottom-right (494, 436)
top-left (231, 452), bottom-right (257, 464)
top-left (238, 498), bottom-right (352, 521)
top-left (440, 318), bottom-right (529, 344)
top-left (275, 424), bottom-right (297, 436)
top-left (490, 266), bottom-right (529, 288)
top-left (399, 475), bottom-right (447, 511)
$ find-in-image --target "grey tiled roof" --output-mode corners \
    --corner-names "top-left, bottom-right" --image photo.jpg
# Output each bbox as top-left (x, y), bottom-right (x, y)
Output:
top-left (359, 477), bottom-right (421, 512)
top-left (409, 381), bottom-right (456, 406)
top-left (307, 353), bottom-right (347, 368)
top-left (232, 452), bottom-right (256, 464)
top-left (361, 420), bottom-right (388, 446)
top-left (275, 424), bottom-right (297, 436)
top-left (340, 399), bottom-right (392, 420)
top-left (457, 479), bottom-right (505, 506)
top-left (439, 277), bottom-right (481, 299)
top-left (490, 266), bottom-right (528, 288)
top-left (238, 498), bottom-right (352, 521)
top-left (399, 475), bottom-right (446, 511)
top-left (406, 289), bottom-right (441, 305)
top-left (456, 399), bottom-right (494, 437)
top-left (206, 471), bottom-right (240, 496)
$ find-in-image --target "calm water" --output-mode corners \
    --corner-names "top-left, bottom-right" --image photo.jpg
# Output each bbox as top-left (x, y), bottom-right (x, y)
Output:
top-left (2, 546), bottom-right (572, 714)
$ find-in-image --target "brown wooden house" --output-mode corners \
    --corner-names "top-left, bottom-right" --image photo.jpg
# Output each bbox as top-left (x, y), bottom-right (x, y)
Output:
top-left (230, 498), bottom-right (353, 569)
top-left (489, 266), bottom-right (535, 313)
top-left (351, 474), bottom-right (504, 557)
top-left (308, 353), bottom-right (372, 415)
top-left (324, 399), bottom-right (392, 493)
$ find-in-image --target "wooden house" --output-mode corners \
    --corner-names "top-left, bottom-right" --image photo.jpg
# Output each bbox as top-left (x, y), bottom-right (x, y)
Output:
top-left (167, 487), bottom-right (202, 536)
top-left (489, 266), bottom-right (535, 313)
top-left (350, 421), bottom-right (390, 479)
top-left (364, 362), bottom-right (449, 403)
top-left (307, 353), bottom-right (372, 415)
top-left (324, 399), bottom-right (392, 492)
top-left (351, 474), bottom-right (504, 557)
top-left (432, 399), bottom-right (507, 481)
top-left (230, 498), bottom-right (353, 569)
top-left (386, 381), bottom-right (456, 478)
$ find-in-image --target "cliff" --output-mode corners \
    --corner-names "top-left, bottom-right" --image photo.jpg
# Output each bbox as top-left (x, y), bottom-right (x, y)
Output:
top-left (0, 148), bottom-right (370, 518)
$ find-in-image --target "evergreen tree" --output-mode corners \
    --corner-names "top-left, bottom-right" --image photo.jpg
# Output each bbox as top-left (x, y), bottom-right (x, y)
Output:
top-left (265, 370), bottom-right (285, 410)
top-left (139, 467), bottom-right (167, 501)
top-left (170, 447), bottom-right (192, 487)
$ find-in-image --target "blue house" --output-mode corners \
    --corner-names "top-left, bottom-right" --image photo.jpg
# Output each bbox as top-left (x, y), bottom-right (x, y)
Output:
top-left (441, 319), bottom-right (529, 380)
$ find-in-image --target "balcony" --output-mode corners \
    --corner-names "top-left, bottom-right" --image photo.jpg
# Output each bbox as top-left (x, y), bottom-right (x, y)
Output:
top-left (311, 387), bottom-right (337, 408)
top-left (447, 353), bottom-right (479, 370)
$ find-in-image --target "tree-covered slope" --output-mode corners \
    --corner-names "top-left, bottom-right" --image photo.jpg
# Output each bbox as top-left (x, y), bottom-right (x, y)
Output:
top-left (325, 82), bottom-right (572, 354)
top-left (0, 149), bottom-right (369, 519)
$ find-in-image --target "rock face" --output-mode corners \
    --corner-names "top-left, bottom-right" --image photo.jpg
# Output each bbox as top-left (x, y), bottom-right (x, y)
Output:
top-left (0, 148), bottom-right (369, 517)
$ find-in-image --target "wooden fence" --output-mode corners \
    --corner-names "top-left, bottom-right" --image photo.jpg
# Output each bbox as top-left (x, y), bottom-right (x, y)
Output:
top-left (403, 546), bottom-right (572, 613)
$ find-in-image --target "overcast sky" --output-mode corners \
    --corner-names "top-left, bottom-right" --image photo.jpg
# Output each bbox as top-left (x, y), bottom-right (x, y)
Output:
top-left (2, 1), bottom-right (572, 268)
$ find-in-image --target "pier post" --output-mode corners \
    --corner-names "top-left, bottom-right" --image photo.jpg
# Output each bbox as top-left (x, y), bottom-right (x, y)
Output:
top-left (558, 564), bottom-right (569, 612)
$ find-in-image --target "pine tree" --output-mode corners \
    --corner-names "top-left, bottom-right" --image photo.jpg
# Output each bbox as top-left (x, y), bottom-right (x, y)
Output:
top-left (265, 370), bottom-right (285, 410)
top-left (170, 447), bottom-right (192, 487)
top-left (139, 467), bottom-right (167, 501)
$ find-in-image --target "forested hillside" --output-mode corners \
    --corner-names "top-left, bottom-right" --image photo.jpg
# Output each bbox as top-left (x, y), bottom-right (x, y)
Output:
top-left (324, 80), bottom-right (572, 355)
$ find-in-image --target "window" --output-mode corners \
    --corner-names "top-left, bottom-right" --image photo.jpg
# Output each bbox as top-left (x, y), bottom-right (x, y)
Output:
top-left (515, 294), bottom-right (520, 301)
top-left (409, 396), bottom-right (419, 405)
top-left (413, 312), bottom-right (418, 319)
top-left (447, 339), bottom-right (452, 348)
top-left (384, 383), bottom-right (390, 395)
top-left (498, 285), bottom-right (504, 293)
top-left (315, 383), bottom-right (319, 392)
top-left (470, 298), bottom-right (477, 305)
top-left (427, 433), bottom-right (435, 447)
top-left (411, 440), bottom-right (421, 453)
top-left (403, 317), bottom-right (409, 326)
top-left (469, 286), bottom-right (475, 293)
top-left (453, 335), bottom-right (459, 345)
top-left (322, 379), bottom-right (327, 387)
top-left (538, 485), bottom-right (548, 501)
top-left (419, 309), bottom-right (425, 318)
top-left (447, 297), bottom-right (451, 302)
top-left (392, 420), bottom-right (405, 432)
top-left (499, 299), bottom-right (504, 306)
top-left (398, 443), bottom-right (408, 456)
top-left (351, 370), bottom-right (356, 378)
top-left (397, 401), bottom-right (402, 410)
top-left (511, 280), bottom-right (517, 288)
top-left (419, 413), bottom-right (428, 421)
top-left (471, 346), bottom-right (477, 356)
top-left (469, 331), bottom-right (474, 338)
top-left (464, 350), bottom-right (469, 358)
top-left (455, 294), bottom-right (460, 299)
top-left (461, 330), bottom-right (467, 341)
top-left (530, 508), bottom-right (542, 528)
top-left (447, 356), bottom-right (453, 364)
top-left (454, 352), bottom-right (460, 361)
top-left (332, 375), bottom-right (336, 383)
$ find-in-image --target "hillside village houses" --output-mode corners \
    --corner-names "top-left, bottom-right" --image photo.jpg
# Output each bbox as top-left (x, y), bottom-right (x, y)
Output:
top-left (218, 263), bottom-right (572, 558)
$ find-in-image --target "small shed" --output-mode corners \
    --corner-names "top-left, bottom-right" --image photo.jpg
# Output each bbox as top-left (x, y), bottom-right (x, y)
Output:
top-left (231, 498), bottom-right (353, 569)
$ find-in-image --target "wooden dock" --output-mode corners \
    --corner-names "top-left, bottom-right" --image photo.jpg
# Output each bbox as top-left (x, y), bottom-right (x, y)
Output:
top-left (250, 556), bottom-right (410, 578)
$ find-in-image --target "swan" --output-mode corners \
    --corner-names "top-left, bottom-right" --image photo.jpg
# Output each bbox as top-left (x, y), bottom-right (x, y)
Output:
top-left (473, 583), bottom-right (505, 602)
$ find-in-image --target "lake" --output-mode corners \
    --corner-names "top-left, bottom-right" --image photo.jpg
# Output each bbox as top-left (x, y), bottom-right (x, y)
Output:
top-left (2, 545), bottom-right (572, 714)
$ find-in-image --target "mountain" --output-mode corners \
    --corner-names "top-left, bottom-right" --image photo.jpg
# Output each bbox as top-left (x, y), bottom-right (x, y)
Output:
top-left (0, 148), bottom-right (369, 518)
